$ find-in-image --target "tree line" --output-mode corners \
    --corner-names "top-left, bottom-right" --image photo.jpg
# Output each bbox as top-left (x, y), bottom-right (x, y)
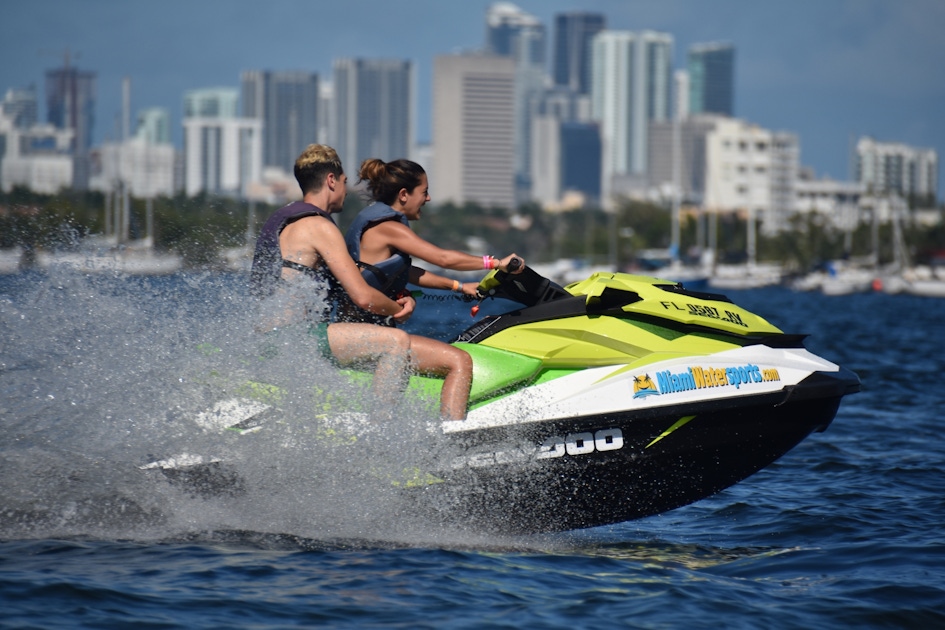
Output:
top-left (1, 185), bottom-right (942, 274)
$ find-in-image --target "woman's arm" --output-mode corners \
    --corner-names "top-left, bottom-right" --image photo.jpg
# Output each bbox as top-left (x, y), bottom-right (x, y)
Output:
top-left (370, 222), bottom-right (523, 273)
top-left (409, 267), bottom-right (479, 296)
top-left (310, 218), bottom-right (415, 321)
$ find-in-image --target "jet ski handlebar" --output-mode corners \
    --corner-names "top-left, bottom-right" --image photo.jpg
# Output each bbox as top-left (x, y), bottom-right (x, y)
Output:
top-left (473, 258), bottom-right (569, 309)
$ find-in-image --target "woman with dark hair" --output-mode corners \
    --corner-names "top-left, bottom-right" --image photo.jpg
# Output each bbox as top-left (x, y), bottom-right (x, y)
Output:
top-left (346, 158), bottom-right (523, 306)
top-left (343, 157), bottom-right (525, 420)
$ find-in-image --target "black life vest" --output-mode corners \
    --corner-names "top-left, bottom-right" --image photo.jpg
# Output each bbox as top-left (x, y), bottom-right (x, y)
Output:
top-left (344, 203), bottom-right (412, 297)
top-left (249, 201), bottom-right (344, 318)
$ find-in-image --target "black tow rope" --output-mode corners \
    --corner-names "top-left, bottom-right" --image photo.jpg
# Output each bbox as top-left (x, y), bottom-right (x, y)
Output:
top-left (411, 290), bottom-right (484, 317)
top-left (414, 292), bottom-right (475, 302)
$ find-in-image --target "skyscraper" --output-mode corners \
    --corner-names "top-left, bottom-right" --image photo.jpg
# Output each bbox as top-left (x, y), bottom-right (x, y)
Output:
top-left (433, 54), bottom-right (516, 209)
top-left (0, 116), bottom-right (74, 194)
top-left (484, 2), bottom-right (546, 201)
top-left (2, 86), bottom-right (38, 129)
top-left (552, 12), bottom-right (606, 95)
top-left (591, 30), bottom-right (673, 202)
top-left (45, 64), bottom-right (95, 154)
top-left (531, 116), bottom-right (601, 206)
top-left (332, 58), bottom-right (413, 174)
top-left (485, 2), bottom-right (545, 62)
top-left (182, 87), bottom-right (260, 197)
top-left (688, 42), bottom-right (735, 116)
top-left (45, 61), bottom-right (95, 189)
top-left (241, 71), bottom-right (319, 173)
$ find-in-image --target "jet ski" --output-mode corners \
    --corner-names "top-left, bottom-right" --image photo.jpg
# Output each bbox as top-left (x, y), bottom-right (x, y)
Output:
top-left (144, 262), bottom-right (860, 534)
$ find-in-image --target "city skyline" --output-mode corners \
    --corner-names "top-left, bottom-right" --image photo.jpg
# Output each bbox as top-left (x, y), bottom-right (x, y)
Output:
top-left (1, 0), bottom-right (943, 188)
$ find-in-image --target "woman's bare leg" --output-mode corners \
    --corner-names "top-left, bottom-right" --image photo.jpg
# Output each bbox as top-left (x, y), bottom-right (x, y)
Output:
top-left (407, 336), bottom-right (473, 420)
top-left (326, 323), bottom-right (411, 411)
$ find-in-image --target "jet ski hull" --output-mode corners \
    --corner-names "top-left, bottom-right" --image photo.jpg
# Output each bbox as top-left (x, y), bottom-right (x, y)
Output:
top-left (410, 366), bottom-right (857, 534)
top-left (144, 361), bottom-right (856, 534)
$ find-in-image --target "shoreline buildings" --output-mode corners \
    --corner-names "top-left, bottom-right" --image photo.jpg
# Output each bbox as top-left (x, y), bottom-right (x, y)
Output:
top-left (0, 2), bottom-right (939, 242)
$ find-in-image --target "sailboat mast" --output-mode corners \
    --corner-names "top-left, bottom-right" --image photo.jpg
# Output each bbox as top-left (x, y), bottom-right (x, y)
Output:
top-left (120, 76), bottom-right (131, 244)
top-left (670, 114), bottom-right (681, 263)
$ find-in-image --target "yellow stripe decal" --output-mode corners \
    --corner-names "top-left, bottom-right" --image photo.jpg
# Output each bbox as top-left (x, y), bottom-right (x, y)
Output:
top-left (646, 415), bottom-right (696, 449)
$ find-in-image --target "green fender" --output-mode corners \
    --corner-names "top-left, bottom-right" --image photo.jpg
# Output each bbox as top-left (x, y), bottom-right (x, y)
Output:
top-left (405, 342), bottom-right (543, 408)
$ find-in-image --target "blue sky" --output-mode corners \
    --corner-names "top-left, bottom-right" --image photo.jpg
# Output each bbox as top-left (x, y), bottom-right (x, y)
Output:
top-left (2, 0), bottom-right (943, 187)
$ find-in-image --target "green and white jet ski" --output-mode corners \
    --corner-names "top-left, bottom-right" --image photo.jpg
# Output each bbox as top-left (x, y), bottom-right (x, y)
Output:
top-left (144, 262), bottom-right (860, 534)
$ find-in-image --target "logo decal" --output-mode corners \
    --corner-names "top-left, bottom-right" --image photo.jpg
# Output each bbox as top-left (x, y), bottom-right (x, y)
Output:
top-left (633, 374), bottom-right (660, 398)
top-left (633, 363), bottom-right (781, 397)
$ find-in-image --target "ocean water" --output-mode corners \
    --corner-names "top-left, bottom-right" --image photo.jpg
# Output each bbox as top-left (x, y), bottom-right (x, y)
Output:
top-left (1, 268), bottom-right (943, 629)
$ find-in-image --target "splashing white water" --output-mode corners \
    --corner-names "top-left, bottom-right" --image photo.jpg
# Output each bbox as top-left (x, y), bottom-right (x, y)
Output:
top-left (0, 269), bottom-right (462, 543)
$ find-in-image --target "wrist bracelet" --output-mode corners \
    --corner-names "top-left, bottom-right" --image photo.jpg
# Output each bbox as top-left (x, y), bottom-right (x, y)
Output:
top-left (482, 255), bottom-right (491, 269)
top-left (452, 279), bottom-right (461, 292)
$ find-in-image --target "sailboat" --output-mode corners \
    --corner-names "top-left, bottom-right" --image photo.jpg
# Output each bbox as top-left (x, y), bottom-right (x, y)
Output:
top-left (708, 207), bottom-right (782, 290)
top-left (875, 196), bottom-right (945, 297)
top-left (37, 78), bottom-right (182, 276)
top-left (0, 247), bottom-right (24, 274)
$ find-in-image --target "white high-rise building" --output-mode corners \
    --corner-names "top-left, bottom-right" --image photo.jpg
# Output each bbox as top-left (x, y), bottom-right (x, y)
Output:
top-left (855, 137), bottom-right (938, 201)
top-left (432, 54), bottom-right (516, 209)
top-left (591, 30), bottom-right (673, 204)
top-left (183, 117), bottom-right (262, 198)
top-left (673, 69), bottom-right (690, 120)
top-left (704, 117), bottom-right (798, 235)
top-left (317, 81), bottom-right (334, 146)
top-left (768, 131), bottom-right (800, 233)
top-left (182, 87), bottom-right (261, 198)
